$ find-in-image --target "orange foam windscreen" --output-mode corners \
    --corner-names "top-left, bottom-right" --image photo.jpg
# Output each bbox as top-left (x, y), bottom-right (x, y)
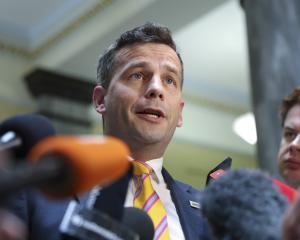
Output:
top-left (28, 136), bottom-right (130, 198)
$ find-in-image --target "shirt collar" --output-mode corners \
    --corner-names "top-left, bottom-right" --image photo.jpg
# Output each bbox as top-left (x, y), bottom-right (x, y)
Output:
top-left (146, 157), bottom-right (163, 183)
top-left (129, 157), bottom-right (164, 183)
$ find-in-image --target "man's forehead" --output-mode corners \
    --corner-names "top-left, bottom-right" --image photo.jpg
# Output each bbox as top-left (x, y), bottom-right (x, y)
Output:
top-left (284, 112), bottom-right (300, 128)
top-left (114, 43), bottom-right (182, 73)
top-left (116, 43), bottom-right (179, 61)
top-left (286, 105), bottom-right (300, 119)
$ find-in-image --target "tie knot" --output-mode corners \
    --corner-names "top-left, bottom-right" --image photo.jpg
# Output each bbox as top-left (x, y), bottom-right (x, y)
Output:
top-left (133, 161), bottom-right (152, 176)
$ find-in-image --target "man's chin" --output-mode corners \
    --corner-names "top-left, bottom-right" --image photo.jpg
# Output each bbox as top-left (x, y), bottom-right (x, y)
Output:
top-left (133, 132), bottom-right (167, 144)
top-left (139, 136), bottom-right (165, 144)
top-left (284, 175), bottom-right (300, 189)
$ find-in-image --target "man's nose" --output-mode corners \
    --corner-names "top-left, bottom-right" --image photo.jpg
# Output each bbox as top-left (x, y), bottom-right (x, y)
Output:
top-left (290, 134), bottom-right (300, 151)
top-left (145, 76), bottom-right (164, 100)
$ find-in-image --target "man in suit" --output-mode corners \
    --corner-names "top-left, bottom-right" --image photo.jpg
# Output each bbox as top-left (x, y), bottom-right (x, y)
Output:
top-left (92, 22), bottom-right (209, 240)
top-left (6, 22), bottom-right (211, 240)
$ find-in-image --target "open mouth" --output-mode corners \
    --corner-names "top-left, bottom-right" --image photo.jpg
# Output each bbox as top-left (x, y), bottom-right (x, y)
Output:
top-left (136, 109), bottom-right (165, 119)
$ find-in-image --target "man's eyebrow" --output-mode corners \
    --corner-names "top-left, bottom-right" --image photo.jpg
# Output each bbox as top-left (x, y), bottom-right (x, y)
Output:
top-left (164, 64), bottom-right (180, 77)
top-left (283, 126), bottom-right (295, 131)
top-left (121, 60), bottom-right (181, 80)
top-left (123, 61), bottom-right (147, 70)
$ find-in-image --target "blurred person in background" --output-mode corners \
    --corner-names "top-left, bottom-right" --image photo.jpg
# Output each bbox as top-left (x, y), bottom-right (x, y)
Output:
top-left (278, 86), bottom-right (300, 188)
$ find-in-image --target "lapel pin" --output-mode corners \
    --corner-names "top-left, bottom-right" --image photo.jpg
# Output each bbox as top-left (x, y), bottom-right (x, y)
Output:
top-left (189, 200), bottom-right (201, 209)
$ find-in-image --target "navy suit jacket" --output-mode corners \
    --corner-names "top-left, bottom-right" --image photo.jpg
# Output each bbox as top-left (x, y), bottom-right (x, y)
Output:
top-left (5, 168), bottom-right (211, 240)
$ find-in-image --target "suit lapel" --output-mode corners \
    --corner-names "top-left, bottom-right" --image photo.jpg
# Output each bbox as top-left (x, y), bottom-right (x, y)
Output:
top-left (162, 168), bottom-right (206, 240)
top-left (76, 167), bottom-right (132, 220)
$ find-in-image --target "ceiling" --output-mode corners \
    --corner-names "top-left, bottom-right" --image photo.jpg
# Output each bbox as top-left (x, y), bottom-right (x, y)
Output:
top-left (0, 0), bottom-right (254, 157)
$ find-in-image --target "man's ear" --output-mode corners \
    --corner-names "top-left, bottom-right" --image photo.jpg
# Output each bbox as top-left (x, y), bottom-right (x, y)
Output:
top-left (93, 85), bottom-right (106, 114)
top-left (177, 100), bottom-right (184, 127)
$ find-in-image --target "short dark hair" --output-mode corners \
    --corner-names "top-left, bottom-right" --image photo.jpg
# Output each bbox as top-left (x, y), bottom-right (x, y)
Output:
top-left (96, 22), bottom-right (183, 89)
top-left (280, 86), bottom-right (300, 126)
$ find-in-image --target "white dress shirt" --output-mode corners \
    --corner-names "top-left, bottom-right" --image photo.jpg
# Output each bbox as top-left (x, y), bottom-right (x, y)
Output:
top-left (124, 158), bottom-right (185, 240)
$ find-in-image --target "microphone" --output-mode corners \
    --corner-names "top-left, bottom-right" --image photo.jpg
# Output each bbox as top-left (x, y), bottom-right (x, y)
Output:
top-left (0, 136), bottom-right (130, 198)
top-left (59, 159), bottom-right (154, 239)
top-left (60, 205), bottom-right (154, 240)
top-left (122, 207), bottom-right (154, 240)
top-left (206, 157), bottom-right (232, 186)
top-left (207, 159), bottom-right (298, 203)
top-left (59, 165), bottom-right (143, 240)
top-left (201, 169), bottom-right (289, 240)
top-left (0, 113), bottom-right (55, 160)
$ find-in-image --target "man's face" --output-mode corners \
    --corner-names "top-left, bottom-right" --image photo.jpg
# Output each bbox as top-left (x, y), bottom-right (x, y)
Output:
top-left (93, 43), bottom-right (184, 154)
top-left (278, 104), bottom-right (300, 188)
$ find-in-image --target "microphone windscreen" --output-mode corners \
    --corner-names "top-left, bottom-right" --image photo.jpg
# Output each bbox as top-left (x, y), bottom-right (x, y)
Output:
top-left (28, 136), bottom-right (130, 198)
top-left (201, 169), bottom-right (288, 240)
top-left (122, 207), bottom-right (154, 240)
top-left (0, 113), bottom-right (55, 158)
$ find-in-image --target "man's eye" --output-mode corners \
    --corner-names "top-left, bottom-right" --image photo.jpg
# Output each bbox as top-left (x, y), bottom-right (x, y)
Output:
top-left (166, 78), bottom-right (175, 85)
top-left (284, 131), bottom-right (297, 141)
top-left (130, 73), bottom-right (143, 80)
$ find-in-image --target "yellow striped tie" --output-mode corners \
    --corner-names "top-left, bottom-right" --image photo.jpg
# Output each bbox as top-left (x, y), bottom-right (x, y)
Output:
top-left (133, 161), bottom-right (170, 240)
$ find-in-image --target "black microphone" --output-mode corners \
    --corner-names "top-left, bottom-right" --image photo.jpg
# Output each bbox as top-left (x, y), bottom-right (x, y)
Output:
top-left (0, 113), bottom-right (55, 160)
top-left (60, 204), bottom-right (154, 240)
top-left (201, 169), bottom-right (289, 240)
top-left (60, 168), bottom-right (134, 240)
top-left (60, 166), bottom-right (155, 240)
top-left (122, 207), bottom-right (154, 240)
top-left (206, 157), bottom-right (232, 186)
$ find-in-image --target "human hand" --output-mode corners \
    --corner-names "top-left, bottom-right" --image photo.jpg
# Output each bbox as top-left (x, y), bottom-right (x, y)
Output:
top-left (0, 209), bottom-right (27, 240)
